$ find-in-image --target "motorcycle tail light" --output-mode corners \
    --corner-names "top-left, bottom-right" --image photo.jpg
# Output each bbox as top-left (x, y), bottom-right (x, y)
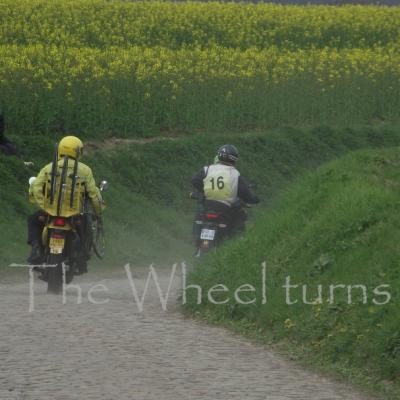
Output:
top-left (206, 213), bottom-right (218, 219)
top-left (54, 218), bottom-right (66, 227)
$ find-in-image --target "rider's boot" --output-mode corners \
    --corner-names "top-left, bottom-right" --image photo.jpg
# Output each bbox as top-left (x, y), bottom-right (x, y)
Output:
top-left (78, 260), bottom-right (88, 274)
top-left (27, 240), bottom-right (42, 264)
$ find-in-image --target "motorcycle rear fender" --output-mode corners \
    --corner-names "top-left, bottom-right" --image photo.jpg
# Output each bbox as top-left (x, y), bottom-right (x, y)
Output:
top-left (42, 221), bottom-right (74, 246)
top-left (201, 221), bottom-right (227, 228)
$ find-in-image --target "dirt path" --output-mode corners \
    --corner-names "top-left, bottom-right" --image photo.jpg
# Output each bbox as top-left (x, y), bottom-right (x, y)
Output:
top-left (0, 269), bottom-right (374, 400)
top-left (85, 136), bottom-right (177, 152)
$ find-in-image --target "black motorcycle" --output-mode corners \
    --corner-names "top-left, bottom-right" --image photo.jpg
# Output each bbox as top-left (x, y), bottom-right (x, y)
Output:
top-left (190, 191), bottom-right (255, 257)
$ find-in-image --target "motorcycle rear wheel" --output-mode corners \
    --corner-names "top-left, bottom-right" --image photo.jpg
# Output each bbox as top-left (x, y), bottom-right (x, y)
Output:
top-left (47, 254), bottom-right (64, 294)
top-left (195, 239), bottom-right (215, 257)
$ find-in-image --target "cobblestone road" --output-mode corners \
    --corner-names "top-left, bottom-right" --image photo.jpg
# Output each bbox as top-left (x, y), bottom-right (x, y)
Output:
top-left (0, 268), bottom-right (375, 400)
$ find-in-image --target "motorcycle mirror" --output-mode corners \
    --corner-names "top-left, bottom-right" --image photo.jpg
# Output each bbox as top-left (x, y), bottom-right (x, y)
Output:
top-left (100, 180), bottom-right (109, 192)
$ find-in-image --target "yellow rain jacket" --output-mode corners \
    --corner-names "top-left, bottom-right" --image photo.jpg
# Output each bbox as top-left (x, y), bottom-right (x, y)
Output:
top-left (30, 158), bottom-right (103, 217)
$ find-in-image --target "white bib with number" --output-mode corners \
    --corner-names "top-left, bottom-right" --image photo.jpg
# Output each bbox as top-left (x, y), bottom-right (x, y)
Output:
top-left (203, 164), bottom-right (240, 206)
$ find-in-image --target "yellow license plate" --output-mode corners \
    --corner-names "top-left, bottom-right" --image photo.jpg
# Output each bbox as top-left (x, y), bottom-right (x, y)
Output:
top-left (49, 237), bottom-right (65, 254)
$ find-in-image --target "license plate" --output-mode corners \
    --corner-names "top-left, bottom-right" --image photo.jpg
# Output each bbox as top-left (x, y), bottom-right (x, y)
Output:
top-left (49, 237), bottom-right (65, 254)
top-left (200, 229), bottom-right (216, 240)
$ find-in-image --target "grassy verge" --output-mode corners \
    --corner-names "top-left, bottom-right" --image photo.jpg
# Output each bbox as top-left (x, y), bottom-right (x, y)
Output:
top-left (2, 124), bottom-right (400, 271)
top-left (184, 147), bottom-right (400, 399)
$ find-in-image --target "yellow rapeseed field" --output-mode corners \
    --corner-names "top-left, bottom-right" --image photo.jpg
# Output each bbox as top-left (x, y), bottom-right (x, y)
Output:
top-left (1, 1), bottom-right (399, 49)
top-left (0, 1), bottom-right (399, 136)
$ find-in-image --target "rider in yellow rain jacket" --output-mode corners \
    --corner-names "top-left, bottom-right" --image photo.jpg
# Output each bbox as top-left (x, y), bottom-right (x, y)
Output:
top-left (27, 136), bottom-right (103, 264)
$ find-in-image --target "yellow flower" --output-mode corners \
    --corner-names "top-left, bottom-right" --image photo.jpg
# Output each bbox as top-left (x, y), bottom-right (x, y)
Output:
top-left (284, 318), bottom-right (295, 329)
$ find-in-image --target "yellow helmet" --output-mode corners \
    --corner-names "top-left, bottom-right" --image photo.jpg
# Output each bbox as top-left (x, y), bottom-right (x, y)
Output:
top-left (58, 136), bottom-right (83, 159)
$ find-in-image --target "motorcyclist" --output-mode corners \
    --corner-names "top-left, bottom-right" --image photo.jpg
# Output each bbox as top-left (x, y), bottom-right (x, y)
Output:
top-left (191, 144), bottom-right (259, 237)
top-left (27, 136), bottom-right (103, 265)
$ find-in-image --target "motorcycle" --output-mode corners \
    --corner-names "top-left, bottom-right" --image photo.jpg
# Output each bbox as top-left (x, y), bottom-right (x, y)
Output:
top-left (190, 190), bottom-right (255, 257)
top-left (30, 173), bottom-right (108, 294)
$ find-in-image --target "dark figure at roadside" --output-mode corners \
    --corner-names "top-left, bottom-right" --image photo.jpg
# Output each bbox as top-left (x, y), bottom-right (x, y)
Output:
top-left (0, 114), bottom-right (18, 156)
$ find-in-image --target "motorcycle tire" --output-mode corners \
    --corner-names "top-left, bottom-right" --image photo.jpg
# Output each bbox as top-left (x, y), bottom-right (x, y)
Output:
top-left (47, 253), bottom-right (64, 294)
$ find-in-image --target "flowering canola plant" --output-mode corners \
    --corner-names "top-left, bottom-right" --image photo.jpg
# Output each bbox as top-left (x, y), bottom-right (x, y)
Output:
top-left (0, 1), bottom-right (399, 136)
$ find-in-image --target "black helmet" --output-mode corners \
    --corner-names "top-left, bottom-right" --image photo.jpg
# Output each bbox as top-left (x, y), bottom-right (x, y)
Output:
top-left (217, 144), bottom-right (239, 164)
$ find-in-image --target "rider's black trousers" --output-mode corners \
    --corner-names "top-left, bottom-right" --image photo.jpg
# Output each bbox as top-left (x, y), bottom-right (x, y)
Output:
top-left (27, 210), bottom-right (47, 245)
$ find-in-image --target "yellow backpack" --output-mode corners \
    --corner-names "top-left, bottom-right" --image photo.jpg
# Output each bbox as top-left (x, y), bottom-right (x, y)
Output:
top-left (42, 156), bottom-right (86, 217)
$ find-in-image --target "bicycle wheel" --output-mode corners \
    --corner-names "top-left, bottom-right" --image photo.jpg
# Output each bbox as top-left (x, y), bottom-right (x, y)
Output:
top-left (92, 219), bottom-right (105, 259)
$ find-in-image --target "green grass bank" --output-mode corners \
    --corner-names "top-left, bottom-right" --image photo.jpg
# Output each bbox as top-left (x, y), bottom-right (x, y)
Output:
top-left (1, 124), bottom-right (400, 270)
top-left (184, 147), bottom-right (400, 399)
